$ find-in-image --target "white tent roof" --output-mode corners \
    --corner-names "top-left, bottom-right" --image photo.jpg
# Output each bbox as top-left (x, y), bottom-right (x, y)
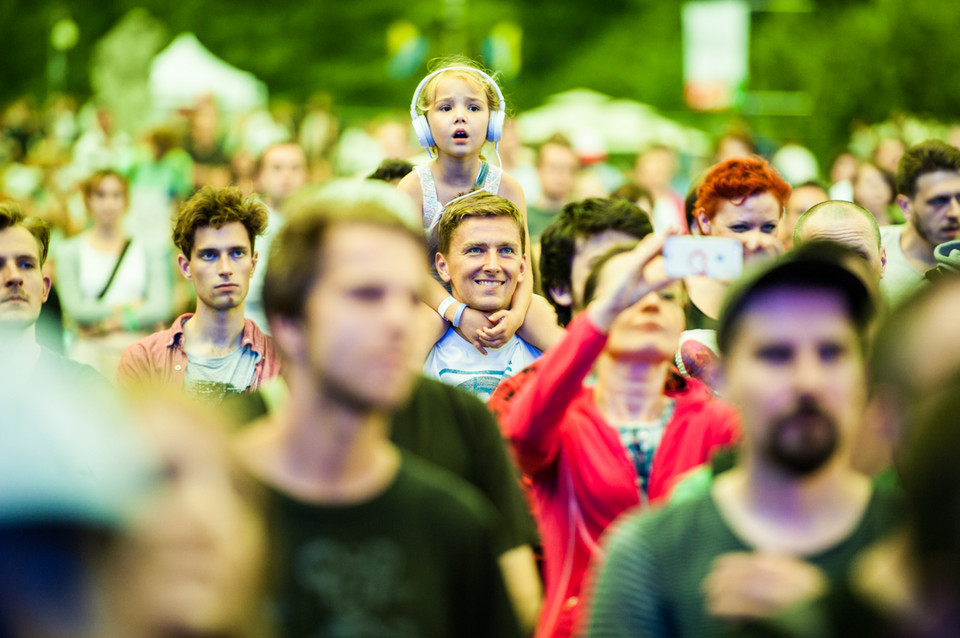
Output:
top-left (518, 89), bottom-right (711, 156)
top-left (149, 32), bottom-right (268, 113)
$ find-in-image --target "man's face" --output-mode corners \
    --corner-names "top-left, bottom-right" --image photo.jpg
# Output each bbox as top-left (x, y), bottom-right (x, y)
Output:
top-left (179, 222), bottom-right (256, 313)
top-left (0, 226), bottom-right (50, 331)
top-left (569, 229), bottom-right (639, 311)
top-left (798, 214), bottom-right (886, 283)
top-left (437, 216), bottom-right (524, 313)
top-left (699, 191), bottom-right (783, 266)
top-left (296, 224), bottom-right (424, 411)
top-left (723, 288), bottom-right (866, 476)
top-left (537, 144), bottom-right (579, 203)
top-left (900, 170), bottom-right (960, 248)
top-left (257, 144), bottom-right (307, 208)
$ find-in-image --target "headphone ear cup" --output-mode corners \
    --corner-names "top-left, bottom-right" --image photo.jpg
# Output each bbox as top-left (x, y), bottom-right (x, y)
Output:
top-left (412, 114), bottom-right (435, 149)
top-left (487, 109), bottom-right (505, 143)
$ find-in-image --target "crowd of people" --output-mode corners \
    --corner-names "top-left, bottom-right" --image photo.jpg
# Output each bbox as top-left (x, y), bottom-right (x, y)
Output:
top-left (3, 56), bottom-right (960, 638)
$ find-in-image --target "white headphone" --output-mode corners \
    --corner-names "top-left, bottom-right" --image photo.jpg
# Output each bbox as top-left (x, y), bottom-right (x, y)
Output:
top-left (409, 66), bottom-right (506, 154)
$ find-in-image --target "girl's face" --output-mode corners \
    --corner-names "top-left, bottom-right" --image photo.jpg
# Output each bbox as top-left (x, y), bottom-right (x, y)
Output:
top-left (698, 191), bottom-right (782, 266)
top-left (425, 75), bottom-right (491, 158)
top-left (86, 175), bottom-right (128, 227)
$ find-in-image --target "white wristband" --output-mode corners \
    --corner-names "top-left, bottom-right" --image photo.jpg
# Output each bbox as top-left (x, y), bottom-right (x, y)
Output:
top-left (437, 296), bottom-right (457, 320)
top-left (452, 303), bottom-right (467, 328)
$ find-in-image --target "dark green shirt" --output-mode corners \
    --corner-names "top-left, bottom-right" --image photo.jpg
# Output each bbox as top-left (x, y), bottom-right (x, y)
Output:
top-left (587, 487), bottom-right (901, 638)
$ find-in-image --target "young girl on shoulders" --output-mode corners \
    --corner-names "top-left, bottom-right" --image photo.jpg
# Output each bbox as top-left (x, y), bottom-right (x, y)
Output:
top-left (399, 58), bottom-right (563, 354)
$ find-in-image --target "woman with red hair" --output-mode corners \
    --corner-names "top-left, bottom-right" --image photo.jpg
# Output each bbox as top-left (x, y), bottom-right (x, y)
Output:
top-left (686, 157), bottom-right (791, 328)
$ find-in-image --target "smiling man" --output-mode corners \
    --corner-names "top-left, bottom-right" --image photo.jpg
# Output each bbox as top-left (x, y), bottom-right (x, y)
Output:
top-left (422, 192), bottom-right (541, 401)
top-left (880, 139), bottom-right (960, 306)
top-left (117, 186), bottom-right (280, 401)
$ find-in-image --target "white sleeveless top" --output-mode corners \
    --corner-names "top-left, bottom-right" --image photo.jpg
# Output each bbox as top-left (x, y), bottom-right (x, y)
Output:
top-left (415, 162), bottom-right (503, 235)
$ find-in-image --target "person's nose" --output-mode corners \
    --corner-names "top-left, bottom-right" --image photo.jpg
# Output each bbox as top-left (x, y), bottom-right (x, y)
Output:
top-left (483, 249), bottom-right (502, 272)
top-left (637, 290), bottom-right (662, 313)
top-left (947, 195), bottom-right (960, 220)
top-left (217, 254), bottom-right (233, 276)
top-left (1, 262), bottom-right (22, 287)
top-left (793, 350), bottom-right (826, 396)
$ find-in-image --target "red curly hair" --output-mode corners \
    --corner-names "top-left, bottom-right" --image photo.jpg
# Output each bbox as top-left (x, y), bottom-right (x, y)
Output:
top-left (695, 156), bottom-right (792, 221)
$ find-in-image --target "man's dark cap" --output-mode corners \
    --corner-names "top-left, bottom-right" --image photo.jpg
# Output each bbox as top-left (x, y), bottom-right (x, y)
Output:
top-left (716, 242), bottom-right (876, 355)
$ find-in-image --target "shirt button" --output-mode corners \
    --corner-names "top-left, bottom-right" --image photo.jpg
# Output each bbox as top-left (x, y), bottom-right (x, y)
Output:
top-left (563, 596), bottom-right (579, 611)
top-left (175, 364), bottom-right (182, 371)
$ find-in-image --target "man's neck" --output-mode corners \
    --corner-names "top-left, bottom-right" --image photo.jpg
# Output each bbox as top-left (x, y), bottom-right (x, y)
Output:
top-left (900, 222), bottom-right (938, 271)
top-left (235, 375), bottom-right (400, 505)
top-left (182, 303), bottom-right (246, 357)
top-left (593, 355), bottom-right (671, 423)
top-left (712, 456), bottom-right (872, 555)
top-left (0, 327), bottom-right (41, 382)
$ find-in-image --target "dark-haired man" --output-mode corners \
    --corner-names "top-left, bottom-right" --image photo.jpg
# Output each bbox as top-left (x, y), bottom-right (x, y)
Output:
top-left (587, 247), bottom-right (899, 638)
top-left (117, 186), bottom-right (280, 399)
top-left (881, 139), bottom-right (960, 306)
top-left (539, 197), bottom-right (653, 327)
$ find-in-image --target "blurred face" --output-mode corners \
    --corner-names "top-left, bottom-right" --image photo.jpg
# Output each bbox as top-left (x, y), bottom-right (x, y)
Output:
top-left (107, 408), bottom-right (266, 634)
top-left (723, 288), bottom-right (866, 476)
top-left (853, 164), bottom-right (893, 214)
top-left (635, 147), bottom-right (677, 190)
top-left (601, 256), bottom-right (685, 362)
top-left (900, 170), bottom-right (960, 247)
top-left (179, 222), bottom-right (256, 313)
top-left (295, 224), bottom-right (424, 410)
top-left (437, 216), bottom-right (524, 313)
top-left (698, 191), bottom-right (782, 266)
top-left (86, 175), bottom-right (128, 227)
top-left (799, 214), bottom-right (886, 283)
top-left (569, 230), bottom-right (638, 310)
top-left (425, 76), bottom-right (491, 158)
top-left (538, 143), bottom-right (579, 203)
top-left (780, 185), bottom-right (828, 247)
top-left (0, 226), bottom-right (50, 331)
top-left (257, 144), bottom-right (307, 207)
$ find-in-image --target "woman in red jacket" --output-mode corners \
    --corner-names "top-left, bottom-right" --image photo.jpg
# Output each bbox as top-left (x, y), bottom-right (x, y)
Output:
top-left (490, 234), bottom-right (740, 638)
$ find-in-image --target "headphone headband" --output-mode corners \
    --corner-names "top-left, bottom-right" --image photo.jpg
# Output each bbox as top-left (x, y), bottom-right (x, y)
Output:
top-left (409, 65), bottom-right (506, 154)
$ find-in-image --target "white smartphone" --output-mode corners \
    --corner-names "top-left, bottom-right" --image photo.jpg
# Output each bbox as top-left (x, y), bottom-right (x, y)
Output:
top-left (663, 236), bottom-right (743, 280)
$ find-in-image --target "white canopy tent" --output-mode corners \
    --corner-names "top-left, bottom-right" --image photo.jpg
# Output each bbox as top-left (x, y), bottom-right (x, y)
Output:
top-left (518, 89), bottom-right (712, 157)
top-left (149, 32), bottom-right (268, 114)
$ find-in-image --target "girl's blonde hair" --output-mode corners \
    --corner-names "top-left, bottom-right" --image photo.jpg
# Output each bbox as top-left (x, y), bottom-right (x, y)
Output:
top-left (414, 56), bottom-right (502, 117)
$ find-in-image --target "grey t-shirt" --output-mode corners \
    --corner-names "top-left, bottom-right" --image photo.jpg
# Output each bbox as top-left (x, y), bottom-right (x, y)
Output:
top-left (185, 345), bottom-right (260, 402)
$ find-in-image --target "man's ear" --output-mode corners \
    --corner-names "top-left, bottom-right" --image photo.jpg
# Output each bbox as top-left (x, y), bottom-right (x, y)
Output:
top-left (251, 250), bottom-right (258, 275)
top-left (177, 254), bottom-right (192, 281)
top-left (896, 194), bottom-right (913, 221)
top-left (695, 208), bottom-right (711, 235)
top-left (547, 286), bottom-right (573, 308)
top-left (436, 252), bottom-right (452, 283)
top-left (517, 256), bottom-right (526, 282)
top-left (41, 275), bottom-right (51, 304)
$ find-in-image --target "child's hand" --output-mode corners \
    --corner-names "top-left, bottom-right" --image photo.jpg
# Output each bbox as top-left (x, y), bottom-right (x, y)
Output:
top-left (454, 306), bottom-right (497, 355)
top-left (478, 307), bottom-right (522, 350)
